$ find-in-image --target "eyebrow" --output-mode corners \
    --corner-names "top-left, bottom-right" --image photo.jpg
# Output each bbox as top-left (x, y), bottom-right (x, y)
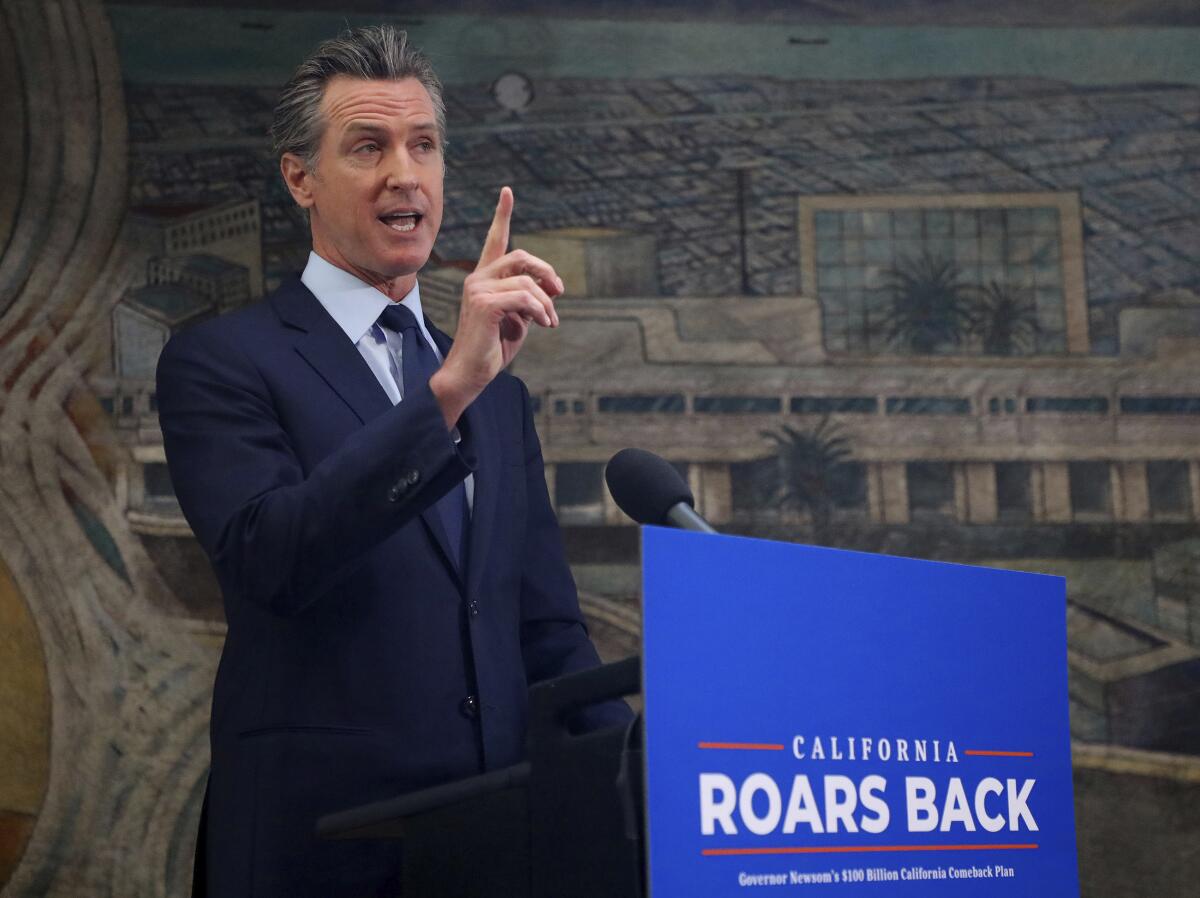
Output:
top-left (409, 121), bottom-right (440, 139)
top-left (342, 120), bottom-right (440, 138)
top-left (343, 122), bottom-right (388, 138)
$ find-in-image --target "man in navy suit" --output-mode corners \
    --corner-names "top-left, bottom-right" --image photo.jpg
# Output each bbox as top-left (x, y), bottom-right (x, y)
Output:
top-left (156, 25), bottom-right (628, 897)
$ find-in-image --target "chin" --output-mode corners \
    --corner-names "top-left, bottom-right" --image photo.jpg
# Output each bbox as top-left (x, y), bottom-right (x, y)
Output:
top-left (383, 245), bottom-right (434, 272)
top-left (380, 254), bottom-right (430, 278)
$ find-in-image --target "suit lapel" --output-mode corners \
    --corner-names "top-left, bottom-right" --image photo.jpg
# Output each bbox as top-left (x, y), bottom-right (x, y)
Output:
top-left (428, 322), bottom-right (499, 600)
top-left (274, 281), bottom-right (463, 587)
top-left (274, 280), bottom-right (392, 425)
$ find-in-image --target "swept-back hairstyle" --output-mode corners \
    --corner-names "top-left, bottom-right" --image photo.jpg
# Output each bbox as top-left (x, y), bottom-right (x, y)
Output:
top-left (270, 24), bottom-right (446, 170)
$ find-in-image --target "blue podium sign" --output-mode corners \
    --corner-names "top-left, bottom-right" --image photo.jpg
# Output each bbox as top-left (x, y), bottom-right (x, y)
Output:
top-left (640, 527), bottom-right (1078, 896)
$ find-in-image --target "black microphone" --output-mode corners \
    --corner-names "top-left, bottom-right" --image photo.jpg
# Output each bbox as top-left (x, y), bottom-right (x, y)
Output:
top-left (604, 448), bottom-right (717, 534)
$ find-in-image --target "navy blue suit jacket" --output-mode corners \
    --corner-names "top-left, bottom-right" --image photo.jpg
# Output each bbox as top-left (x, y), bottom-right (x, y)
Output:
top-left (156, 277), bottom-right (627, 897)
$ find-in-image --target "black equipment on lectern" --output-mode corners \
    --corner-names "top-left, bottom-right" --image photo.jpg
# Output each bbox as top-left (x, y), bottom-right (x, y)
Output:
top-left (605, 447), bottom-right (717, 533)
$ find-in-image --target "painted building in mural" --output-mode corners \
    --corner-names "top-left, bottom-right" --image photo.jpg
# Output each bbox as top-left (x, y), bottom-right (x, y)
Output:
top-left (93, 194), bottom-right (1200, 761)
top-left (84, 65), bottom-right (1200, 768)
top-left (89, 197), bottom-right (265, 539)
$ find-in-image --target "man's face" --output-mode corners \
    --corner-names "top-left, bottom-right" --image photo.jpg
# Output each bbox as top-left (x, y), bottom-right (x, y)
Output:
top-left (285, 75), bottom-right (444, 294)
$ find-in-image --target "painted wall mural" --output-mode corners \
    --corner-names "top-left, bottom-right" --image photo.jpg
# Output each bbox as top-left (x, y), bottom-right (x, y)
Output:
top-left (1, 1), bottom-right (1197, 895)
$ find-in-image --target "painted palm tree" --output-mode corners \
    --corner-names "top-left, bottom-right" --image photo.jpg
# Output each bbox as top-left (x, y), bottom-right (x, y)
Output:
top-left (761, 418), bottom-right (853, 543)
top-left (970, 280), bottom-right (1042, 355)
top-left (879, 252), bottom-right (975, 354)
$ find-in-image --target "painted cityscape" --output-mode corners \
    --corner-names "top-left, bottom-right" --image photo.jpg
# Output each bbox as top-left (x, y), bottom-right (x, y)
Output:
top-left (0, 2), bottom-right (1197, 896)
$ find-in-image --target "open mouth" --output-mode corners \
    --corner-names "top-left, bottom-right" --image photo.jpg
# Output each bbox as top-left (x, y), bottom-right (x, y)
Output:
top-left (378, 211), bottom-right (422, 233)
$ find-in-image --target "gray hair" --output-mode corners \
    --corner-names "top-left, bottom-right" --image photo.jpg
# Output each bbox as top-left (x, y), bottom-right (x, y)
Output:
top-left (271, 25), bottom-right (447, 171)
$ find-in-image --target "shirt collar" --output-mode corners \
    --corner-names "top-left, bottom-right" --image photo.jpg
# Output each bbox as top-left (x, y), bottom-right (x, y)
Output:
top-left (300, 250), bottom-right (429, 345)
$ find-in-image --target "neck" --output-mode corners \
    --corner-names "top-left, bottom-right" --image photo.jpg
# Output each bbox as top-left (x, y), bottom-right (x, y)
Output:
top-left (310, 240), bottom-right (416, 301)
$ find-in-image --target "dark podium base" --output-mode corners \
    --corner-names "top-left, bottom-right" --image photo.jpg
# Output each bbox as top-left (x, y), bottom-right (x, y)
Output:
top-left (318, 657), bottom-right (644, 898)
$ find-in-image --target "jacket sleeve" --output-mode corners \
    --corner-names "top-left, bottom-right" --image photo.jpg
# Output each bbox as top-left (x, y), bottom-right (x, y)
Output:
top-left (155, 322), bottom-right (474, 616)
top-left (514, 379), bottom-right (634, 730)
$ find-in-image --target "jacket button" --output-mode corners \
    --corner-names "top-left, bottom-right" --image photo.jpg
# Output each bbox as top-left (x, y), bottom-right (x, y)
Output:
top-left (387, 469), bottom-right (420, 503)
top-left (459, 695), bottom-right (479, 719)
top-left (467, 600), bottom-right (480, 617)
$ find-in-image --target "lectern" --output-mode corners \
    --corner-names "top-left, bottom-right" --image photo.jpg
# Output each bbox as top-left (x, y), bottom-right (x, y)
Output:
top-left (322, 527), bottom-right (1081, 897)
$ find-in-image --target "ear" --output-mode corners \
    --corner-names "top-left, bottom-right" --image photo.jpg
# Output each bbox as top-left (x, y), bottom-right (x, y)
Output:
top-left (280, 152), bottom-right (316, 209)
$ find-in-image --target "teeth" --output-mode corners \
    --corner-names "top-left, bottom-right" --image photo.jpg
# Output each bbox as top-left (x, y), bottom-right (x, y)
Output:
top-left (380, 212), bottom-right (419, 233)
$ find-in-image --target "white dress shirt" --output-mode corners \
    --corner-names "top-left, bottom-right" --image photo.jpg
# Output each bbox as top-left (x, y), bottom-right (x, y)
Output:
top-left (301, 251), bottom-right (474, 508)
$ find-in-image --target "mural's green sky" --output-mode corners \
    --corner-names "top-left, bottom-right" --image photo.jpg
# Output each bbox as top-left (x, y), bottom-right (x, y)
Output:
top-left (103, 0), bottom-right (1200, 28)
top-left (110, 7), bottom-right (1200, 86)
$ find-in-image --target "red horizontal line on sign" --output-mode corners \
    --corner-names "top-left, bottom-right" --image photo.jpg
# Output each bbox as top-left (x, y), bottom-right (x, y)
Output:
top-left (697, 742), bottom-right (785, 751)
top-left (702, 844), bottom-right (1039, 857)
top-left (964, 750), bottom-right (1035, 757)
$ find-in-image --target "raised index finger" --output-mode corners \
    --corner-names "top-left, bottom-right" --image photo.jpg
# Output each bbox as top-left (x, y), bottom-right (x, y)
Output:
top-left (477, 186), bottom-right (514, 269)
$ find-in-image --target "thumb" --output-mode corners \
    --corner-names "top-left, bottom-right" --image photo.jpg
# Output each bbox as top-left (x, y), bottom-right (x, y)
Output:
top-left (477, 186), bottom-right (514, 269)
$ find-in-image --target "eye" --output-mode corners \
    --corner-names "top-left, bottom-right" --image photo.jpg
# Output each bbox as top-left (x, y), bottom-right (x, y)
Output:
top-left (416, 138), bottom-right (437, 153)
top-left (355, 142), bottom-right (381, 154)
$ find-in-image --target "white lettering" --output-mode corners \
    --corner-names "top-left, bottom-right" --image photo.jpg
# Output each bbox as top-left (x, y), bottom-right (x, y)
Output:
top-left (974, 777), bottom-right (1005, 833)
top-left (939, 778), bottom-right (976, 832)
top-left (906, 777), bottom-right (938, 832)
top-left (860, 775), bottom-right (890, 834)
top-left (739, 773), bottom-right (782, 836)
top-left (1007, 778), bottom-right (1038, 831)
top-left (824, 775), bottom-right (859, 833)
top-left (699, 773), bottom-right (737, 835)
top-left (782, 775), bottom-right (824, 834)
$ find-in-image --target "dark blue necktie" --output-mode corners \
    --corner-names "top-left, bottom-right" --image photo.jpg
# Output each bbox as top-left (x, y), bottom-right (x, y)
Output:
top-left (377, 302), bottom-right (469, 572)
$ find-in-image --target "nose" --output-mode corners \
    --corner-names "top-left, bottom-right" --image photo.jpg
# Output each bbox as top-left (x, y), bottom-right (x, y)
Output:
top-left (383, 147), bottom-right (419, 192)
